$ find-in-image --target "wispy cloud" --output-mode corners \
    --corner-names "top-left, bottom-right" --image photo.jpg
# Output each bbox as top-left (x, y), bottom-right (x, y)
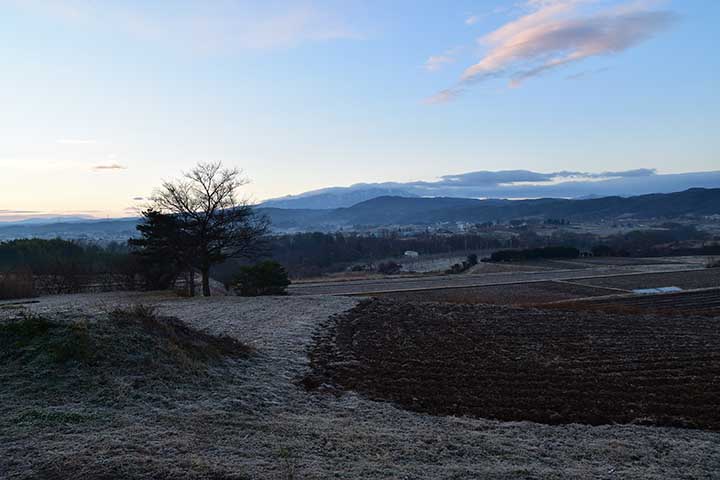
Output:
top-left (9, 1), bottom-right (360, 53)
top-left (423, 89), bottom-right (462, 105)
top-left (92, 163), bottom-right (127, 171)
top-left (566, 66), bottom-right (610, 80)
top-left (428, 0), bottom-right (678, 103)
top-left (424, 55), bottom-right (456, 71)
top-left (132, 197), bottom-right (145, 201)
top-left (464, 4), bottom-right (512, 26)
top-left (423, 46), bottom-right (464, 72)
top-left (57, 138), bottom-right (97, 145)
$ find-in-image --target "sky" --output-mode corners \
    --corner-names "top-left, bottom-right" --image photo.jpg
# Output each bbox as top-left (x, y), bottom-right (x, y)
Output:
top-left (1, 0), bottom-right (718, 220)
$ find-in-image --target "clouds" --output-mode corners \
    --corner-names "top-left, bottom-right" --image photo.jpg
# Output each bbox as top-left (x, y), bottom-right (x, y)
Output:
top-left (423, 88), bottom-right (461, 105)
top-left (92, 164), bottom-right (127, 171)
top-left (430, 168), bottom-right (657, 188)
top-left (423, 46), bottom-right (464, 72)
top-left (429, 0), bottom-right (678, 102)
top-left (8, 0), bottom-right (360, 53)
top-left (424, 55), bottom-right (456, 72)
top-left (261, 168), bottom-right (720, 208)
top-left (57, 138), bottom-right (97, 145)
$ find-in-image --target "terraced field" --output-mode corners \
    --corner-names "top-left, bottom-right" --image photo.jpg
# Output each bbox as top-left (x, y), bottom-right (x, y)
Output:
top-left (555, 288), bottom-right (720, 315)
top-left (306, 299), bottom-right (720, 431)
top-left (572, 267), bottom-right (720, 291)
top-left (369, 281), bottom-right (612, 305)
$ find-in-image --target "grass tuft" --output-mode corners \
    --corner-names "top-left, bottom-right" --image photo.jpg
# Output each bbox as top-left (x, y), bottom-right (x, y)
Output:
top-left (17, 408), bottom-right (95, 426)
top-left (0, 312), bottom-right (93, 364)
top-left (0, 305), bottom-right (253, 407)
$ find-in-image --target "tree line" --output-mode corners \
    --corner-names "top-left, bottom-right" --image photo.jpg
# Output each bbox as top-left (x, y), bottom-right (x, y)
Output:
top-left (262, 231), bottom-right (504, 278)
top-left (2, 161), bottom-right (717, 299)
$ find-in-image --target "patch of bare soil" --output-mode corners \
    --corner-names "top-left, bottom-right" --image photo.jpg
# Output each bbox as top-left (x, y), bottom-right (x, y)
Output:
top-left (306, 299), bottom-right (720, 431)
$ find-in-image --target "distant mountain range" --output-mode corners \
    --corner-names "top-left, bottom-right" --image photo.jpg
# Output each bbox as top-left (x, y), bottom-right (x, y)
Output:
top-left (261, 188), bottom-right (419, 210)
top-left (2, 188), bottom-right (719, 240)
top-left (0, 218), bottom-right (140, 240)
top-left (261, 169), bottom-right (720, 209)
top-left (0, 215), bottom-right (102, 226)
top-left (263, 188), bottom-right (720, 230)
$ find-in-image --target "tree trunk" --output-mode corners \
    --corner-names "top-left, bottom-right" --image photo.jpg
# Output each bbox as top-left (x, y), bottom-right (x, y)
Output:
top-left (201, 266), bottom-right (211, 296)
top-left (188, 269), bottom-right (196, 297)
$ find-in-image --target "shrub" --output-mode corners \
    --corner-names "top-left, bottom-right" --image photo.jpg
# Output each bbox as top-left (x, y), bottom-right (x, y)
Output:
top-left (377, 261), bottom-right (401, 275)
top-left (446, 263), bottom-right (465, 274)
top-left (350, 264), bottom-right (370, 272)
top-left (0, 269), bottom-right (35, 300)
top-left (489, 246), bottom-right (580, 262)
top-left (232, 261), bottom-right (291, 296)
top-left (445, 254), bottom-right (479, 274)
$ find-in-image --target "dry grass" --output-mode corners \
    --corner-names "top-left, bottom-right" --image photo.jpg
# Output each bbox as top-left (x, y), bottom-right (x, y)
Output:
top-left (0, 304), bottom-right (253, 479)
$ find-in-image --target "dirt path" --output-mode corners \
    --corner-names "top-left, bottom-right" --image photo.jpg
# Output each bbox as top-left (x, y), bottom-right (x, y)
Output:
top-left (2, 292), bottom-right (720, 479)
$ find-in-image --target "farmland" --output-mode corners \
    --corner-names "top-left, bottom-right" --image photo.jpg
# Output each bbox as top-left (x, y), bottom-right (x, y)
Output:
top-left (369, 281), bottom-right (613, 305)
top-left (288, 256), bottom-right (708, 296)
top-left (570, 267), bottom-right (720, 291)
top-left (3, 291), bottom-right (720, 478)
top-left (2, 253), bottom-right (720, 478)
top-left (306, 299), bottom-right (720, 430)
top-left (553, 288), bottom-right (720, 315)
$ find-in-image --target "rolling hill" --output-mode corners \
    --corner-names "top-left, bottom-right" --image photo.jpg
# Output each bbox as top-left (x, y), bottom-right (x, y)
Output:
top-left (265, 188), bottom-right (720, 230)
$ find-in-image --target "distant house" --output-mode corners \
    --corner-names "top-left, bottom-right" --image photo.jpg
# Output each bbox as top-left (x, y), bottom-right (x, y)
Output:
top-left (404, 250), bottom-right (419, 258)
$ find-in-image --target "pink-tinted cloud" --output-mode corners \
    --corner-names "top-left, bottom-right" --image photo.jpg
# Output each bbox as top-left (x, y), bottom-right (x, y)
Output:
top-left (423, 46), bottom-right (464, 72)
top-left (428, 0), bottom-right (677, 103)
top-left (423, 88), bottom-right (462, 105)
top-left (424, 54), bottom-right (455, 71)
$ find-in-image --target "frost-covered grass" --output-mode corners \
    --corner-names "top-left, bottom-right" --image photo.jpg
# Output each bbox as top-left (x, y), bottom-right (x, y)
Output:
top-left (1, 292), bottom-right (719, 479)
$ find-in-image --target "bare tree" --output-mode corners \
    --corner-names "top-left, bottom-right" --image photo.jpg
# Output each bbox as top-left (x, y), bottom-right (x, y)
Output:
top-left (152, 161), bottom-right (269, 296)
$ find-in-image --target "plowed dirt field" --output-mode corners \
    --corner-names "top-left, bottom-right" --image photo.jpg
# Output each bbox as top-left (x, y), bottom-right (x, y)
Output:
top-left (306, 299), bottom-right (720, 431)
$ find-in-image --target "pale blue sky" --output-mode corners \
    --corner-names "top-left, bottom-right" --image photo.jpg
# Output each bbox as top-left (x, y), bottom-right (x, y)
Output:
top-left (1, 0), bottom-right (718, 218)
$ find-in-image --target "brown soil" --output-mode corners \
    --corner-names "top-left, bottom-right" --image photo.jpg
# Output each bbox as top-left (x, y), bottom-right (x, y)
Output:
top-left (305, 299), bottom-right (720, 431)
